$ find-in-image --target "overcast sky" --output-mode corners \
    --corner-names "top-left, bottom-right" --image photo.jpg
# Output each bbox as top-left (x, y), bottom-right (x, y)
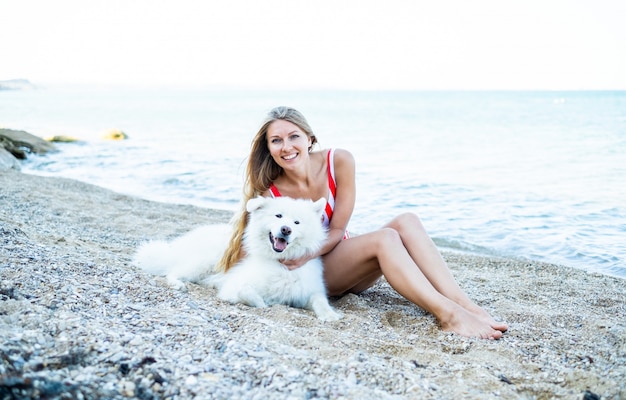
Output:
top-left (1, 0), bottom-right (625, 90)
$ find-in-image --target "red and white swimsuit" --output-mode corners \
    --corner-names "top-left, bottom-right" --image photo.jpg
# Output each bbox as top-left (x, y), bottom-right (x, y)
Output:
top-left (269, 148), bottom-right (349, 239)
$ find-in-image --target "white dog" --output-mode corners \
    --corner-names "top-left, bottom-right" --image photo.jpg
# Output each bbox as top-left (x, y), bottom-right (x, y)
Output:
top-left (133, 196), bottom-right (342, 321)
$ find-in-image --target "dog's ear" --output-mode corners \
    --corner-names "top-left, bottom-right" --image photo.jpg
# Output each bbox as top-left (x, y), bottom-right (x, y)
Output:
top-left (246, 196), bottom-right (267, 212)
top-left (313, 198), bottom-right (326, 215)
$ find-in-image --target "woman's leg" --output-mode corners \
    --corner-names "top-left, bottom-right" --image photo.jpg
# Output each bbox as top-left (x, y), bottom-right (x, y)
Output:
top-left (384, 213), bottom-right (508, 332)
top-left (322, 228), bottom-right (504, 339)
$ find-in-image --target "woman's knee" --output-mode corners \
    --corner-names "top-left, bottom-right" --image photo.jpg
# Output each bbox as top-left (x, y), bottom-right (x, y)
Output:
top-left (373, 227), bottom-right (404, 249)
top-left (388, 212), bottom-right (424, 232)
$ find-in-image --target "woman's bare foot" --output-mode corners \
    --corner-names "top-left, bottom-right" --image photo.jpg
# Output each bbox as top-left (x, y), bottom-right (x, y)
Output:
top-left (440, 304), bottom-right (504, 340)
top-left (456, 300), bottom-right (508, 332)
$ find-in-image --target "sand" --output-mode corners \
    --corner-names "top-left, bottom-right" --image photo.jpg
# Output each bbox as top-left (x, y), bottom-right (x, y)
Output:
top-left (1, 169), bottom-right (624, 399)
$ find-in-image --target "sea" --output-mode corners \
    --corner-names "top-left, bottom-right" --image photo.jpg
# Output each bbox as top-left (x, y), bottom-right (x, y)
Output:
top-left (2, 86), bottom-right (625, 279)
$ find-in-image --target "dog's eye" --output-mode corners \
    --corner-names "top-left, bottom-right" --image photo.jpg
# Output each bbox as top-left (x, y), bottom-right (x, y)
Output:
top-left (275, 214), bottom-right (282, 218)
top-left (294, 220), bottom-right (300, 225)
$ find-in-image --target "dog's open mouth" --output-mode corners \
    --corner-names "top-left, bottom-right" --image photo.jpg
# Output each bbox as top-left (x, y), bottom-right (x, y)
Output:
top-left (269, 232), bottom-right (288, 253)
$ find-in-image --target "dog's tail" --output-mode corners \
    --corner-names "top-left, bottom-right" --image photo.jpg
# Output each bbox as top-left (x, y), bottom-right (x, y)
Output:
top-left (132, 224), bottom-right (229, 281)
top-left (133, 239), bottom-right (177, 276)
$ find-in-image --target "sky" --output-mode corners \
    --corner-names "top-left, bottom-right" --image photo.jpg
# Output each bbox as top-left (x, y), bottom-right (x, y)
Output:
top-left (1, 0), bottom-right (625, 90)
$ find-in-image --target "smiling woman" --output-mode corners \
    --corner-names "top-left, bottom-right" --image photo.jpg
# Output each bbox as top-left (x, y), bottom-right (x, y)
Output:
top-left (215, 106), bottom-right (509, 339)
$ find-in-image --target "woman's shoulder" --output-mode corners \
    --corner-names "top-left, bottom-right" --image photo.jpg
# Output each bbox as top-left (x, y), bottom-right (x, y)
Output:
top-left (329, 148), bottom-right (354, 166)
top-left (316, 147), bottom-right (354, 160)
top-left (320, 148), bottom-right (354, 177)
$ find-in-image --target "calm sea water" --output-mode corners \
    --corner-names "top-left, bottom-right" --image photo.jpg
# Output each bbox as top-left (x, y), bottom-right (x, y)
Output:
top-left (2, 86), bottom-right (625, 278)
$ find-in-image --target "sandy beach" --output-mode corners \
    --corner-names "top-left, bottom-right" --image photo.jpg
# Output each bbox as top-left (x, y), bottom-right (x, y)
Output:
top-left (1, 169), bottom-right (624, 399)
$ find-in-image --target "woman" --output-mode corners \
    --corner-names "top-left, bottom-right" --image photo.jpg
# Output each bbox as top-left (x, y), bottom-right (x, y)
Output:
top-left (217, 106), bottom-right (508, 339)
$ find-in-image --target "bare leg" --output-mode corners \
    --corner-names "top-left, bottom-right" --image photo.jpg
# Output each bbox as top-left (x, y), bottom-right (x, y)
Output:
top-left (384, 213), bottom-right (508, 332)
top-left (323, 228), bottom-right (504, 339)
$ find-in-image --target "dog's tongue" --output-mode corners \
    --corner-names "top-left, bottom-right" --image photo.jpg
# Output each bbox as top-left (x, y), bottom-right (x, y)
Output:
top-left (273, 237), bottom-right (288, 252)
top-left (269, 232), bottom-right (288, 252)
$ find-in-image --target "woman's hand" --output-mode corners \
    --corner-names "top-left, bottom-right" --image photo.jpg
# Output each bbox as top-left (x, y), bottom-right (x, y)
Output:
top-left (280, 255), bottom-right (313, 270)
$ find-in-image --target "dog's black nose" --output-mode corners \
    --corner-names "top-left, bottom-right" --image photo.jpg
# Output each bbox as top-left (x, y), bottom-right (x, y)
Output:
top-left (281, 225), bottom-right (292, 236)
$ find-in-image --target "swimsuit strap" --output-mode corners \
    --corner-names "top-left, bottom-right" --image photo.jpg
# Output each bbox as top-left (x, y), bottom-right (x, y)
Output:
top-left (269, 184), bottom-right (281, 198)
top-left (324, 149), bottom-right (337, 226)
top-left (325, 149), bottom-right (349, 239)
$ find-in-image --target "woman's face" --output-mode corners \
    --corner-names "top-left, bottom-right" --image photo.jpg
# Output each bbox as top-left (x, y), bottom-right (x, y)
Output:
top-left (266, 119), bottom-right (312, 169)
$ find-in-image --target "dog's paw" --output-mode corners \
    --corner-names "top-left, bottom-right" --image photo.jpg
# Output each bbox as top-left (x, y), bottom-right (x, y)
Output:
top-left (166, 275), bottom-right (188, 292)
top-left (241, 296), bottom-right (268, 308)
top-left (309, 294), bottom-right (342, 321)
top-left (316, 309), bottom-right (343, 321)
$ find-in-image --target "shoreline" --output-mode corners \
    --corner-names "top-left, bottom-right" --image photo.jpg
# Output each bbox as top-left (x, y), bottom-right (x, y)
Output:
top-left (1, 169), bottom-right (625, 399)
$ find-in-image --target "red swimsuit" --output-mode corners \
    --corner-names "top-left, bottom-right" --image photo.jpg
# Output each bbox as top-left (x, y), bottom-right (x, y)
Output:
top-left (269, 149), bottom-right (349, 239)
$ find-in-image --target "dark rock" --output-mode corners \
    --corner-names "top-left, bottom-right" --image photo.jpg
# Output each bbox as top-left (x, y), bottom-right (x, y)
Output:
top-left (0, 128), bottom-right (58, 170)
top-left (0, 128), bottom-right (57, 155)
top-left (583, 389), bottom-right (600, 400)
top-left (0, 287), bottom-right (21, 301)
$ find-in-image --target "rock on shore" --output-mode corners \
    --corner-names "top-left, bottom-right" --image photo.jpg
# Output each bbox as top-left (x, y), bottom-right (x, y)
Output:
top-left (0, 129), bottom-right (58, 170)
top-left (1, 170), bottom-right (625, 399)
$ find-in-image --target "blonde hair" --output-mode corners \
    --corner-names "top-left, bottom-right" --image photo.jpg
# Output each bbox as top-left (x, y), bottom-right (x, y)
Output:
top-left (215, 106), bottom-right (317, 272)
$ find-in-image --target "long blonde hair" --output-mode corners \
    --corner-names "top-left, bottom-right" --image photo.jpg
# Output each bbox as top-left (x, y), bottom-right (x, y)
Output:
top-left (215, 106), bottom-right (317, 272)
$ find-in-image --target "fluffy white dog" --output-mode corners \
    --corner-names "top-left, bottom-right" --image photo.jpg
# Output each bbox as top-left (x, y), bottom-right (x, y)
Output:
top-left (133, 196), bottom-right (342, 321)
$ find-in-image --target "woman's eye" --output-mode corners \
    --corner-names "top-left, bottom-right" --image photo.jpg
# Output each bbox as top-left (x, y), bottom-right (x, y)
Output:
top-left (271, 138), bottom-right (281, 144)
top-left (275, 214), bottom-right (282, 218)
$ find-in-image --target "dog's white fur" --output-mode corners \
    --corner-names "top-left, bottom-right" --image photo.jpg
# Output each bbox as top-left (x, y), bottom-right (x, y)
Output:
top-left (133, 196), bottom-right (341, 321)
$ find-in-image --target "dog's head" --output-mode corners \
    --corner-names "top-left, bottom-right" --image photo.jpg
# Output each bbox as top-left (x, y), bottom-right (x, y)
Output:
top-left (244, 196), bottom-right (327, 259)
